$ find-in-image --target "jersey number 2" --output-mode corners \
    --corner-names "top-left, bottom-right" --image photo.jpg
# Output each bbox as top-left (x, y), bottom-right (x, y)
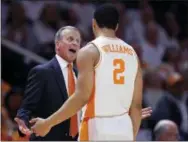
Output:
top-left (113, 59), bottom-right (125, 84)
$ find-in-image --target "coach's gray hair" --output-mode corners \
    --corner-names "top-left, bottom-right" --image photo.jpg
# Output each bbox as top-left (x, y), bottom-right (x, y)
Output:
top-left (154, 120), bottom-right (176, 140)
top-left (54, 26), bottom-right (80, 44)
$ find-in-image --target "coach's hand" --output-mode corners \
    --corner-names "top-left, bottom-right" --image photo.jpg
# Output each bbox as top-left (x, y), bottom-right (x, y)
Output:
top-left (14, 117), bottom-right (32, 136)
top-left (30, 117), bottom-right (51, 137)
top-left (141, 107), bottom-right (152, 119)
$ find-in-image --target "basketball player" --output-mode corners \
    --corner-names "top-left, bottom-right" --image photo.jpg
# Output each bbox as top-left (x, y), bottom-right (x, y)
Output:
top-left (30, 4), bottom-right (143, 140)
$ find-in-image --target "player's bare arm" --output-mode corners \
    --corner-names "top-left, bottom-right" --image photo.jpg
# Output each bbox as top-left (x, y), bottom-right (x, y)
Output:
top-left (30, 44), bottom-right (99, 136)
top-left (129, 59), bottom-right (143, 139)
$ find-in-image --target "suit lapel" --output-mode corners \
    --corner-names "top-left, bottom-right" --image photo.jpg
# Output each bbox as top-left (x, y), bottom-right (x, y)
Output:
top-left (50, 57), bottom-right (68, 100)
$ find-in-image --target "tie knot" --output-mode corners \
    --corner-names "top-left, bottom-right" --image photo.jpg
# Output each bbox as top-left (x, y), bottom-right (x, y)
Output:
top-left (67, 64), bottom-right (73, 69)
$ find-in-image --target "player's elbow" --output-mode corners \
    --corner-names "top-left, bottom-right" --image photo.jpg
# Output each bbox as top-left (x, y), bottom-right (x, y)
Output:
top-left (129, 103), bottom-right (142, 117)
top-left (78, 92), bottom-right (90, 105)
top-left (83, 94), bottom-right (90, 103)
top-left (130, 102), bottom-right (142, 112)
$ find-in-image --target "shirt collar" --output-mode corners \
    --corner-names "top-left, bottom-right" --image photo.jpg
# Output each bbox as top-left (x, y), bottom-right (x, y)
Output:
top-left (55, 54), bottom-right (69, 69)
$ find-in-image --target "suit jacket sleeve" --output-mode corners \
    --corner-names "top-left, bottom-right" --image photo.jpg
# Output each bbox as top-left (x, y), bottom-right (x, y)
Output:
top-left (16, 66), bottom-right (45, 136)
top-left (149, 95), bottom-right (171, 129)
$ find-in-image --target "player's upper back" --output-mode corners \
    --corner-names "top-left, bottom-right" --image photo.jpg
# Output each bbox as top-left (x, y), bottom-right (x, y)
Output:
top-left (90, 36), bottom-right (138, 116)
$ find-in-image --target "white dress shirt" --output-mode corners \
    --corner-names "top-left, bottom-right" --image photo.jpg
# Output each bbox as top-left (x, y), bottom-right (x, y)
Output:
top-left (56, 54), bottom-right (76, 93)
top-left (55, 54), bottom-right (81, 127)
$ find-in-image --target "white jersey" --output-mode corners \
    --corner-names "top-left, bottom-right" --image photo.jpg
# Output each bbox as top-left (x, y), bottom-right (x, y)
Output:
top-left (82, 36), bottom-right (138, 119)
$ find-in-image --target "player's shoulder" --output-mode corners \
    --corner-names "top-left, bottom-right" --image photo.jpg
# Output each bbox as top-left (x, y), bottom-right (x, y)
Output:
top-left (77, 42), bottom-right (99, 64)
top-left (119, 39), bottom-right (134, 49)
top-left (118, 39), bottom-right (138, 57)
top-left (80, 42), bottom-right (99, 55)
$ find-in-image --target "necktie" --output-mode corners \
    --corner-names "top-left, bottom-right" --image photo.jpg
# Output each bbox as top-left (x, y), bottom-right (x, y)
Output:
top-left (67, 64), bottom-right (78, 137)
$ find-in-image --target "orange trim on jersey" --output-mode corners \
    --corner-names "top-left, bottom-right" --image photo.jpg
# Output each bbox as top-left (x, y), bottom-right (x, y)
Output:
top-left (89, 42), bottom-right (102, 69)
top-left (94, 52), bottom-right (102, 69)
top-left (79, 119), bottom-right (89, 141)
top-left (84, 72), bottom-right (95, 118)
top-left (79, 72), bottom-right (96, 141)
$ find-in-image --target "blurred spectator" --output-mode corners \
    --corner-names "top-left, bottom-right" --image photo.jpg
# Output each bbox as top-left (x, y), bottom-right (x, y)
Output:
top-left (1, 88), bottom-right (24, 141)
top-left (162, 47), bottom-right (181, 72)
top-left (2, 80), bottom-right (11, 97)
top-left (137, 4), bottom-right (155, 42)
top-left (1, 106), bottom-right (29, 141)
top-left (152, 72), bottom-right (188, 140)
top-left (33, 3), bottom-right (61, 45)
top-left (2, 2), bottom-right (38, 53)
top-left (178, 34), bottom-right (188, 72)
top-left (32, 3), bottom-right (64, 59)
top-left (141, 21), bottom-right (165, 69)
top-left (58, 1), bottom-right (72, 9)
top-left (4, 88), bottom-right (23, 122)
top-left (1, 114), bottom-right (12, 141)
top-left (157, 64), bottom-right (175, 85)
top-left (124, 5), bottom-right (154, 43)
top-left (143, 70), bottom-right (164, 111)
top-left (58, 4), bottom-right (78, 26)
top-left (22, 0), bottom-right (45, 22)
top-left (71, 0), bottom-right (95, 38)
top-left (182, 69), bottom-right (188, 92)
top-left (126, 4), bottom-right (167, 46)
top-left (113, 2), bottom-right (126, 39)
top-left (130, 42), bottom-right (148, 69)
top-left (37, 42), bottom-right (55, 60)
top-left (153, 120), bottom-right (179, 141)
top-left (1, 0), bottom-right (11, 29)
top-left (162, 12), bottom-right (180, 48)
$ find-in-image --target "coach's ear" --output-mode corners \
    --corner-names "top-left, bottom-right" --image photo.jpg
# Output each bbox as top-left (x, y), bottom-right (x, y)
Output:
top-left (55, 41), bottom-right (60, 52)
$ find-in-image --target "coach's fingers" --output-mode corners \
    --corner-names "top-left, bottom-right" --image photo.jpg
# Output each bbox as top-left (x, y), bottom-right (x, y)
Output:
top-left (142, 113), bottom-right (151, 119)
top-left (15, 118), bottom-right (25, 127)
top-left (142, 110), bottom-right (152, 115)
top-left (23, 128), bottom-right (32, 136)
top-left (142, 107), bottom-right (152, 112)
top-left (14, 117), bottom-right (20, 124)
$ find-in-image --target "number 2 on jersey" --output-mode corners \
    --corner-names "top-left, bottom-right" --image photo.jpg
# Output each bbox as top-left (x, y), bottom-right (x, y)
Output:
top-left (113, 59), bottom-right (125, 84)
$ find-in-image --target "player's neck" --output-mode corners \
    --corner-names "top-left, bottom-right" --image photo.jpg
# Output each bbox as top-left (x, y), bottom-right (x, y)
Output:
top-left (97, 28), bottom-right (116, 38)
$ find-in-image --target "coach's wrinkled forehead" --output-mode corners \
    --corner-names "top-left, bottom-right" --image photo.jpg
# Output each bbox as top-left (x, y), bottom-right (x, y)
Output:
top-left (55, 26), bottom-right (81, 45)
top-left (63, 29), bottom-right (81, 44)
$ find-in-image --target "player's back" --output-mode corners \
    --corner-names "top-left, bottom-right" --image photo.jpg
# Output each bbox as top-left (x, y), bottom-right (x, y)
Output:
top-left (79, 36), bottom-right (138, 141)
top-left (83, 36), bottom-right (138, 118)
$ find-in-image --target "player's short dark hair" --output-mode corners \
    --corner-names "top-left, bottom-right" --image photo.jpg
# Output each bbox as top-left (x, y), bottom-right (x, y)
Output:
top-left (94, 4), bottom-right (119, 30)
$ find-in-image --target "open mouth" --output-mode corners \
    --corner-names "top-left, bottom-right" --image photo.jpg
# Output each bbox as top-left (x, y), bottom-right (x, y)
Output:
top-left (69, 49), bottom-right (76, 53)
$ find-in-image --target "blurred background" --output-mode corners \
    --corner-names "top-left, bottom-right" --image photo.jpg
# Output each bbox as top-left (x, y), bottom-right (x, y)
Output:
top-left (1, 0), bottom-right (188, 141)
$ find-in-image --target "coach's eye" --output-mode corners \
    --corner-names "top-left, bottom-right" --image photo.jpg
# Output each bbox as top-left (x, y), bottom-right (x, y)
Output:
top-left (68, 36), bottom-right (74, 42)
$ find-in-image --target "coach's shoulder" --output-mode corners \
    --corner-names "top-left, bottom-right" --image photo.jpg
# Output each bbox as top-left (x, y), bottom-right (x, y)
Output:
top-left (29, 63), bottom-right (51, 77)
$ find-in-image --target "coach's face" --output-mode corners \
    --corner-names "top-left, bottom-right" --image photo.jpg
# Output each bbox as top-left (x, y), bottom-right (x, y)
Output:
top-left (56, 29), bottom-right (81, 63)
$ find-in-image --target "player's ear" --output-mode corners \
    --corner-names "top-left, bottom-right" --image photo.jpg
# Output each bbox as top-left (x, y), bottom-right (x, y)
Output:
top-left (92, 19), bottom-right (97, 30)
top-left (115, 24), bottom-right (119, 32)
